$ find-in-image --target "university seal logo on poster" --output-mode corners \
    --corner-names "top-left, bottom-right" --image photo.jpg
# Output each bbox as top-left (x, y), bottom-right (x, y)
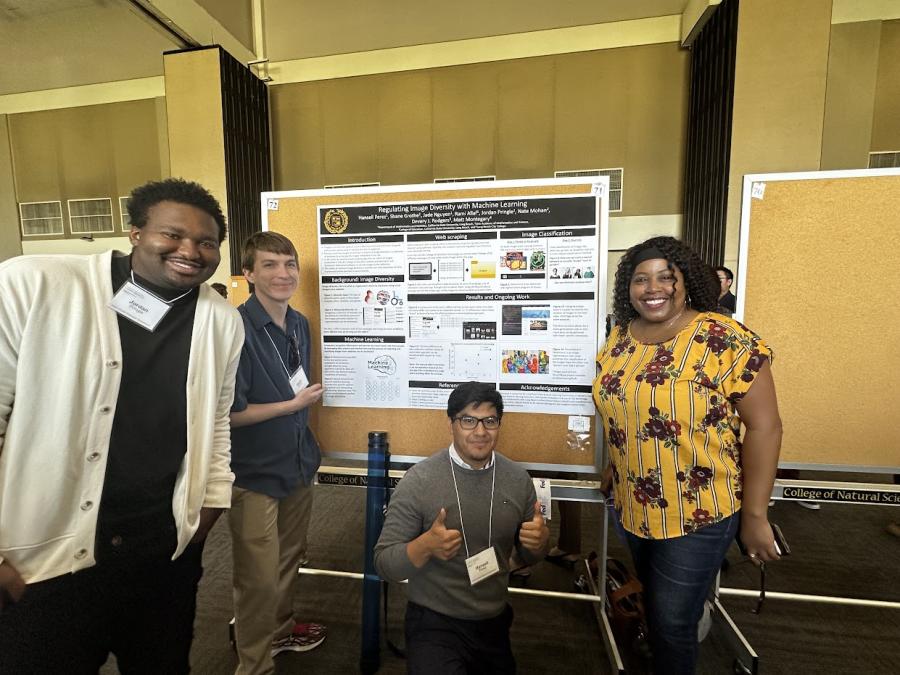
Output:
top-left (323, 208), bottom-right (349, 234)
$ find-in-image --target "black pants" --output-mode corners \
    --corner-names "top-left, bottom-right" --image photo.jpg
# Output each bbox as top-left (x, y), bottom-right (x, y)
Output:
top-left (0, 539), bottom-right (205, 675)
top-left (404, 601), bottom-right (516, 675)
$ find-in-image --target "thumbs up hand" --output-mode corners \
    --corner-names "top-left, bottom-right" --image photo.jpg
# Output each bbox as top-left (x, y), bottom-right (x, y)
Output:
top-left (518, 500), bottom-right (550, 553)
top-left (425, 508), bottom-right (463, 561)
top-left (406, 507), bottom-right (463, 568)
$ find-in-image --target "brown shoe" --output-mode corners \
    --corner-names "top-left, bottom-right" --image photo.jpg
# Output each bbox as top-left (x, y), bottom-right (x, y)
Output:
top-left (546, 547), bottom-right (582, 567)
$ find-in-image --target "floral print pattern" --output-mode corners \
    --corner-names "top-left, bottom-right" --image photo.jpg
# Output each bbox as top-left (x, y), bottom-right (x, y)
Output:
top-left (700, 395), bottom-right (730, 433)
top-left (691, 365), bottom-right (717, 392)
top-left (610, 336), bottom-right (636, 357)
top-left (693, 321), bottom-right (734, 355)
top-left (684, 508), bottom-right (724, 533)
top-left (677, 464), bottom-right (713, 504)
top-left (739, 349), bottom-right (767, 383)
top-left (722, 441), bottom-right (744, 501)
top-left (635, 348), bottom-right (680, 386)
top-left (596, 369), bottom-right (626, 402)
top-left (641, 406), bottom-right (682, 448)
top-left (607, 418), bottom-right (627, 453)
top-left (628, 468), bottom-right (668, 510)
top-left (593, 313), bottom-right (772, 540)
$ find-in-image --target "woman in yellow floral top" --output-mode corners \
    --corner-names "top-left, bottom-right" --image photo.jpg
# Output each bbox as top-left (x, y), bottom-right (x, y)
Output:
top-left (594, 237), bottom-right (782, 674)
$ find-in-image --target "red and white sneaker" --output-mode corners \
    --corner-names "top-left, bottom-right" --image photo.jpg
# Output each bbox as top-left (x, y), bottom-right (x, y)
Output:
top-left (271, 622), bottom-right (327, 656)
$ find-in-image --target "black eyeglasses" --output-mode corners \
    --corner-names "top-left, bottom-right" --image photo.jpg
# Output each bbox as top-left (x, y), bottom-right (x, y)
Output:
top-left (288, 334), bottom-right (301, 372)
top-left (453, 415), bottom-right (501, 430)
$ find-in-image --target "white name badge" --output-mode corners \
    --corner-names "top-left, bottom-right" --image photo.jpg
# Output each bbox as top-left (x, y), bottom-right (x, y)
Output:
top-left (533, 478), bottom-right (552, 521)
top-left (465, 546), bottom-right (500, 586)
top-left (289, 367), bottom-right (309, 395)
top-left (108, 281), bottom-right (171, 331)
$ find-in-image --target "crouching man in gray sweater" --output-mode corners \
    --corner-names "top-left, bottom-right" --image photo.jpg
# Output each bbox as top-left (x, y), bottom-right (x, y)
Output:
top-left (374, 382), bottom-right (549, 674)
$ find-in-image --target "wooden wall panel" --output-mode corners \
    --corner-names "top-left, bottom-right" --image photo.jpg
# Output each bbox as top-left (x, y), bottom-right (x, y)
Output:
top-left (871, 19), bottom-right (900, 151)
top-left (319, 79), bottom-right (380, 185)
top-left (271, 85), bottom-right (326, 189)
top-left (376, 72), bottom-right (433, 186)
top-left (8, 110), bottom-right (62, 200)
top-left (270, 42), bottom-right (689, 217)
top-left (553, 50), bottom-right (628, 180)
top-left (624, 43), bottom-right (689, 218)
top-left (431, 64), bottom-right (498, 179)
top-left (0, 116), bottom-right (22, 260)
top-left (725, 0), bottom-right (831, 264)
top-left (820, 21), bottom-right (881, 170)
top-left (109, 100), bottom-right (166, 200)
top-left (496, 59), bottom-right (555, 178)
top-left (9, 100), bottom-right (163, 233)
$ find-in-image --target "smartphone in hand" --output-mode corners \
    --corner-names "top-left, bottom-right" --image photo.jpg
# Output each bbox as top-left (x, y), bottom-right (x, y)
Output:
top-left (770, 523), bottom-right (791, 556)
top-left (737, 522), bottom-right (791, 557)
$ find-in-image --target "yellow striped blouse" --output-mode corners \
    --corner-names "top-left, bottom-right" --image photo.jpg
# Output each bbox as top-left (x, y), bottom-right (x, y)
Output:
top-left (593, 312), bottom-right (772, 539)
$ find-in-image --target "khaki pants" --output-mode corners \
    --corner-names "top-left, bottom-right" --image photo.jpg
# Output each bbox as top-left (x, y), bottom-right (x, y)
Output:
top-left (229, 483), bottom-right (313, 675)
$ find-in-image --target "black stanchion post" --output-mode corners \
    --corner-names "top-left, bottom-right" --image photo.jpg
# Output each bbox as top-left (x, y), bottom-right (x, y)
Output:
top-left (360, 431), bottom-right (389, 674)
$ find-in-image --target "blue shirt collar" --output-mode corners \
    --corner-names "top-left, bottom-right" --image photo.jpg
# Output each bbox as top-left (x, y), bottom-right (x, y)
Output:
top-left (244, 292), bottom-right (300, 334)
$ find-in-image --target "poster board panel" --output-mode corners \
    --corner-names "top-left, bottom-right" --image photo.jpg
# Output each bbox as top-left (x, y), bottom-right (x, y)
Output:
top-left (738, 170), bottom-right (900, 470)
top-left (262, 179), bottom-right (607, 470)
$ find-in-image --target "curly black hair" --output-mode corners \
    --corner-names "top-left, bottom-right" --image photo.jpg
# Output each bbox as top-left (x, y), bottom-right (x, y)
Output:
top-left (612, 236), bottom-right (720, 325)
top-left (127, 178), bottom-right (227, 242)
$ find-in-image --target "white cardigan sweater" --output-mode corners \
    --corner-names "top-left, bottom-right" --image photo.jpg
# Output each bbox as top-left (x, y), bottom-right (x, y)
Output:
top-left (0, 251), bottom-right (244, 583)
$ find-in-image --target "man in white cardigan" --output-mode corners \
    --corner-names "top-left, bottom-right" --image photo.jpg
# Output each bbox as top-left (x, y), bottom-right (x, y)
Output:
top-left (0, 178), bottom-right (244, 673)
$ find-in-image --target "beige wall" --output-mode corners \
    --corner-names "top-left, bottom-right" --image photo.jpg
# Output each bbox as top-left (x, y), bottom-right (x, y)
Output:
top-left (155, 97), bottom-right (171, 178)
top-left (195, 0), bottom-right (255, 53)
top-left (8, 8), bottom-right (894, 270)
top-left (266, 0), bottom-right (680, 62)
top-left (7, 99), bottom-right (164, 240)
top-left (725, 0), bottom-right (832, 266)
top-left (270, 42), bottom-right (689, 218)
top-left (871, 19), bottom-right (900, 151)
top-left (164, 48), bottom-right (232, 286)
top-left (22, 236), bottom-right (132, 257)
top-left (821, 21), bottom-right (882, 169)
top-left (0, 116), bottom-right (22, 261)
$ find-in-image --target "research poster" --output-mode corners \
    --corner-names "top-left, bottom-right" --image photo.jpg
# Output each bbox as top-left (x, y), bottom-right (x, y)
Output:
top-left (317, 194), bottom-right (600, 415)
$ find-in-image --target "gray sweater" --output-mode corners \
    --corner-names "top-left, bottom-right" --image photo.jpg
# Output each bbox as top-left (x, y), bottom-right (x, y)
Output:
top-left (374, 448), bottom-right (543, 620)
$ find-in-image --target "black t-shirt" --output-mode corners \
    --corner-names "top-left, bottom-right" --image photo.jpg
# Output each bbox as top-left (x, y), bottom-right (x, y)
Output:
top-left (96, 253), bottom-right (198, 559)
top-left (720, 290), bottom-right (736, 313)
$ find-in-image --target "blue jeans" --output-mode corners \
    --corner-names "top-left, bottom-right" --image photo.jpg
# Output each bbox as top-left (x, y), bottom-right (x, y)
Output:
top-left (624, 513), bottom-right (739, 675)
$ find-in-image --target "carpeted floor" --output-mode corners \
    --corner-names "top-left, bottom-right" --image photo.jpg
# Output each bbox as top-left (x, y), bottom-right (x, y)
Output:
top-left (100, 471), bottom-right (899, 674)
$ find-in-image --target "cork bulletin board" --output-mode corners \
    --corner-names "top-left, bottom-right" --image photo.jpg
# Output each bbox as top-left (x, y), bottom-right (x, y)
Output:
top-left (260, 178), bottom-right (608, 471)
top-left (737, 169), bottom-right (900, 471)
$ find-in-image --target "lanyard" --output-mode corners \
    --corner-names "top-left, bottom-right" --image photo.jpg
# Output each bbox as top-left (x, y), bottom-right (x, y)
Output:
top-left (449, 453), bottom-right (496, 558)
top-left (264, 325), bottom-right (299, 379)
top-left (129, 271), bottom-right (193, 304)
